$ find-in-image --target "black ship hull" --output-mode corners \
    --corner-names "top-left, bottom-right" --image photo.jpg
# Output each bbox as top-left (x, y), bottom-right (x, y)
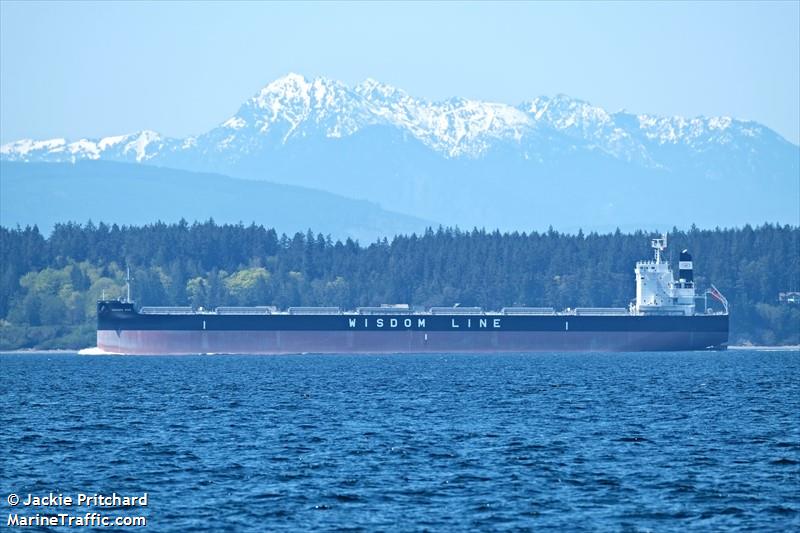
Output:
top-left (97, 305), bottom-right (729, 354)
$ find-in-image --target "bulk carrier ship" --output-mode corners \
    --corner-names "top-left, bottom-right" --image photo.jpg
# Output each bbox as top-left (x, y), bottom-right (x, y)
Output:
top-left (96, 235), bottom-right (729, 354)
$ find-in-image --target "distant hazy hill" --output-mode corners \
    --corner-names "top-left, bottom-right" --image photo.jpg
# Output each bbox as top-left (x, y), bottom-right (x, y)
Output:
top-left (0, 161), bottom-right (432, 242)
top-left (3, 73), bottom-right (798, 231)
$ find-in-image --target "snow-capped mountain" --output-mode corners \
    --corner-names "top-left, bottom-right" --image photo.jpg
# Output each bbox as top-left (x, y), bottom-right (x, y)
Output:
top-left (2, 73), bottom-right (797, 231)
top-left (5, 72), bottom-right (785, 163)
top-left (1, 130), bottom-right (168, 164)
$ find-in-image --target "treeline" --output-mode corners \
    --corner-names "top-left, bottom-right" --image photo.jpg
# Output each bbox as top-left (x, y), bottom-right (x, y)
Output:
top-left (1, 220), bottom-right (798, 349)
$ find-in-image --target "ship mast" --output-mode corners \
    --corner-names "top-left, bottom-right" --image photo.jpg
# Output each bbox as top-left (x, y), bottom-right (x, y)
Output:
top-left (651, 233), bottom-right (667, 263)
top-left (125, 267), bottom-right (132, 303)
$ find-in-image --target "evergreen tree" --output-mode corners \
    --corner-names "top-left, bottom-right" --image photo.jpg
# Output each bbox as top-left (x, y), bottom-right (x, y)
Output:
top-left (0, 220), bottom-right (798, 348)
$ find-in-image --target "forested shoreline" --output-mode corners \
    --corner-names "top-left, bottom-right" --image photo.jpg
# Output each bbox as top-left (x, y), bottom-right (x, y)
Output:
top-left (1, 221), bottom-right (798, 349)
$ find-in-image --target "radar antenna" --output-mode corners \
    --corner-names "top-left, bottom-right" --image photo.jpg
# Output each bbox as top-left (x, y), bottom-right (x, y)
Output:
top-left (651, 233), bottom-right (667, 263)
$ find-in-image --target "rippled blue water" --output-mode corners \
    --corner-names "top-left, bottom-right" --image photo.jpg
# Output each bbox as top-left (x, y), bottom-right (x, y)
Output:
top-left (1, 350), bottom-right (798, 531)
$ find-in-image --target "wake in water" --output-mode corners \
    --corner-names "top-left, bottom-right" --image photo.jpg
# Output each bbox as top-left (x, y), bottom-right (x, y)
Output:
top-left (77, 346), bottom-right (121, 355)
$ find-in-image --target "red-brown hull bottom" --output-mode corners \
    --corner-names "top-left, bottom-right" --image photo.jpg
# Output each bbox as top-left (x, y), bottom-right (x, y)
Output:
top-left (97, 330), bottom-right (728, 354)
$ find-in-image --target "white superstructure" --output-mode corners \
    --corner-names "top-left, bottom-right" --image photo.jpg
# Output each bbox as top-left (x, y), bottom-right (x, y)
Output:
top-left (634, 234), bottom-right (696, 316)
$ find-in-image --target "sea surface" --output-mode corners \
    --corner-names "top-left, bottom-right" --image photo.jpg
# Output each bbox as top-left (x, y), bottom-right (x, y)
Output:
top-left (1, 350), bottom-right (798, 532)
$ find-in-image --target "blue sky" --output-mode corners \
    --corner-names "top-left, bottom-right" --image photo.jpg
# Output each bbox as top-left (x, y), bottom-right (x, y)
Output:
top-left (1, 1), bottom-right (798, 144)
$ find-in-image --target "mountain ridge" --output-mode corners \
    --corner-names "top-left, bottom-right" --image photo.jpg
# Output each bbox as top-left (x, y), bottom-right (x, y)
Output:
top-left (0, 161), bottom-right (433, 242)
top-left (4, 73), bottom-right (793, 163)
top-left (2, 73), bottom-right (797, 231)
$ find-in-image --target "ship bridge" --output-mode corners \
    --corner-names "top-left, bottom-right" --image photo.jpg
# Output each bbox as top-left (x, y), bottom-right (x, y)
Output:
top-left (634, 234), bottom-right (697, 316)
